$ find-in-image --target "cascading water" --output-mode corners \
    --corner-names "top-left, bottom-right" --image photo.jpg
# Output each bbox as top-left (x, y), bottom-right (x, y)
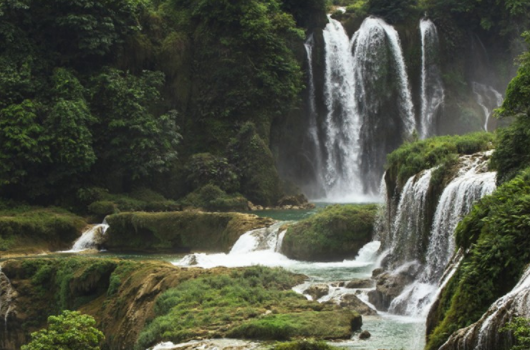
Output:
top-left (386, 168), bottom-right (433, 269)
top-left (420, 19), bottom-right (444, 139)
top-left (387, 153), bottom-right (496, 317)
top-left (320, 16), bottom-right (416, 200)
top-left (0, 267), bottom-right (16, 336)
top-left (321, 16), bottom-right (362, 199)
top-left (438, 264), bottom-right (530, 350)
top-left (304, 33), bottom-right (324, 189)
top-left (67, 221), bottom-right (109, 252)
top-left (472, 82), bottom-right (503, 131)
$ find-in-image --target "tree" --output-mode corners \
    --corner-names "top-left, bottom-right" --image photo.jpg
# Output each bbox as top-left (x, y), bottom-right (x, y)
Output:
top-left (90, 68), bottom-right (181, 185)
top-left (501, 317), bottom-right (530, 350)
top-left (21, 310), bottom-right (105, 350)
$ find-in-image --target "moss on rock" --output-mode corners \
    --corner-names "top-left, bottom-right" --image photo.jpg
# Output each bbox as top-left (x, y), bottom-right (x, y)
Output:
top-left (104, 211), bottom-right (275, 253)
top-left (281, 204), bottom-right (378, 261)
top-left (0, 207), bottom-right (86, 254)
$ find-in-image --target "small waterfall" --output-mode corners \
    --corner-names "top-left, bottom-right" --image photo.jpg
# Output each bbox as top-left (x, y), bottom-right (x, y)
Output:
top-left (439, 265), bottom-right (530, 350)
top-left (388, 153), bottom-right (496, 316)
top-left (176, 222), bottom-right (289, 268)
top-left (0, 267), bottom-right (16, 335)
top-left (319, 16), bottom-right (416, 199)
top-left (419, 19), bottom-right (444, 139)
top-left (386, 169), bottom-right (433, 268)
top-left (472, 82), bottom-right (503, 131)
top-left (68, 222), bottom-right (109, 252)
top-left (304, 33), bottom-right (324, 189)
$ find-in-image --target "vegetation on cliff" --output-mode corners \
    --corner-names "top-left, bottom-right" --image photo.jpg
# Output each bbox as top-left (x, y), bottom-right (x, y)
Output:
top-left (426, 31), bottom-right (530, 350)
top-left (281, 204), bottom-right (378, 261)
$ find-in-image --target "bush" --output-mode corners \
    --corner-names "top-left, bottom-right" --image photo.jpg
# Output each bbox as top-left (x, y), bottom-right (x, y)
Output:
top-left (21, 310), bottom-right (105, 350)
top-left (88, 201), bottom-right (117, 217)
top-left (184, 153), bottom-right (240, 193)
top-left (281, 204), bottom-right (378, 261)
top-left (180, 184), bottom-right (248, 212)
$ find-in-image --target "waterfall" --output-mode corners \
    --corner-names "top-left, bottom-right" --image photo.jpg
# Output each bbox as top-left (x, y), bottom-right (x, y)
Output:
top-left (304, 33), bottom-right (324, 189)
top-left (388, 153), bottom-right (496, 316)
top-left (175, 222), bottom-right (289, 268)
top-left (67, 221), bottom-right (109, 252)
top-left (319, 16), bottom-right (416, 200)
top-left (439, 265), bottom-right (530, 350)
top-left (420, 19), bottom-right (444, 139)
top-left (0, 267), bottom-right (16, 335)
top-left (472, 82), bottom-right (503, 131)
top-left (322, 16), bottom-right (362, 199)
top-left (386, 168), bottom-right (433, 268)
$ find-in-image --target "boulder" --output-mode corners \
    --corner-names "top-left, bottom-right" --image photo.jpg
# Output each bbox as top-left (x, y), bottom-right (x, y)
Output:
top-left (339, 294), bottom-right (377, 315)
top-left (359, 330), bottom-right (371, 339)
top-left (345, 279), bottom-right (373, 289)
top-left (303, 284), bottom-right (330, 300)
top-left (368, 271), bottom-right (416, 311)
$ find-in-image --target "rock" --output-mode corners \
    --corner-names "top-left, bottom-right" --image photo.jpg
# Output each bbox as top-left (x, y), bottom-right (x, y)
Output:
top-left (281, 204), bottom-right (378, 261)
top-left (372, 268), bottom-right (384, 277)
top-left (277, 194), bottom-right (309, 207)
top-left (303, 284), bottom-right (330, 300)
top-left (339, 294), bottom-right (377, 315)
top-left (368, 270), bottom-right (416, 311)
top-left (105, 211), bottom-right (274, 253)
top-left (345, 279), bottom-right (373, 289)
top-left (359, 330), bottom-right (371, 339)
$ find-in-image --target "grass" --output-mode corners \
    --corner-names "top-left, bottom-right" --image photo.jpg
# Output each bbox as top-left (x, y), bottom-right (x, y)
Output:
top-left (135, 266), bottom-right (358, 349)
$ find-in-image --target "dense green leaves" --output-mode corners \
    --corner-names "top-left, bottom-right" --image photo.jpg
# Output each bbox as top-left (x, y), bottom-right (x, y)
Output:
top-left (502, 317), bottom-right (530, 350)
top-left (21, 310), bottom-right (105, 350)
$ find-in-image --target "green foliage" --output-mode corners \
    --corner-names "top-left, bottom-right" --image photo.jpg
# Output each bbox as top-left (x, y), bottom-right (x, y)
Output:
top-left (227, 122), bottom-right (283, 206)
top-left (184, 153), bottom-right (239, 193)
top-left (367, 0), bottom-right (417, 24)
top-left (135, 266), bottom-right (348, 349)
top-left (0, 206), bottom-right (86, 252)
top-left (271, 339), bottom-right (339, 350)
top-left (180, 184), bottom-right (248, 212)
top-left (21, 310), bottom-right (105, 350)
top-left (282, 204), bottom-right (378, 261)
top-left (426, 169), bottom-right (530, 350)
top-left (501, 317), bottom-right (530, 350)
top-left (90, 68), bottom-right (181, 181)
top-left (386, 132), bottom-right (495, 191)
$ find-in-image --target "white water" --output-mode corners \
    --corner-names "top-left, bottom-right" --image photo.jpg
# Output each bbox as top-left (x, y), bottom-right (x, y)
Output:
top-left (387, 169), bottom-right (433, 268)
top-left (304, 33), bottom-right (324, 188)
top-left (420, 19), bottom-right (444, 139)
top-left (320, 16), bottom-right (416, 201)
top-left (387, 153), bottom-right (496, 317)
top-left (472, 82), bottom-right (503, 131)
top-left (0, 266), bottom-right (15, 333)
top-left (65, 222), bottom-right (109, 252)
top-left (322, 16), bottom-right (362, 200)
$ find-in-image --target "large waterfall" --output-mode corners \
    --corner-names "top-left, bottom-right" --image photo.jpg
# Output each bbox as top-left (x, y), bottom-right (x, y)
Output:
top-left (318, 16), bottom-right (416, 200)
top-left (380, 152), bottom-right (496, 317)
top-left (420, 18), bottom-right (444, 139)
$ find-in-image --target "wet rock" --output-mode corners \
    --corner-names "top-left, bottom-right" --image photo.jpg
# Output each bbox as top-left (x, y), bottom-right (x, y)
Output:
top-left (359, 330), bottom-right (371, 339)
top-left (339, 294), bottom-right (377, 315)
top-left (372, 268), bottom-right (384, 277)
top-left (368, 270), bottom-right (416, 311)
top-left (345, 278), bottom-right (373, 289)
top-left (303, 284), bottom-right (330, 300)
